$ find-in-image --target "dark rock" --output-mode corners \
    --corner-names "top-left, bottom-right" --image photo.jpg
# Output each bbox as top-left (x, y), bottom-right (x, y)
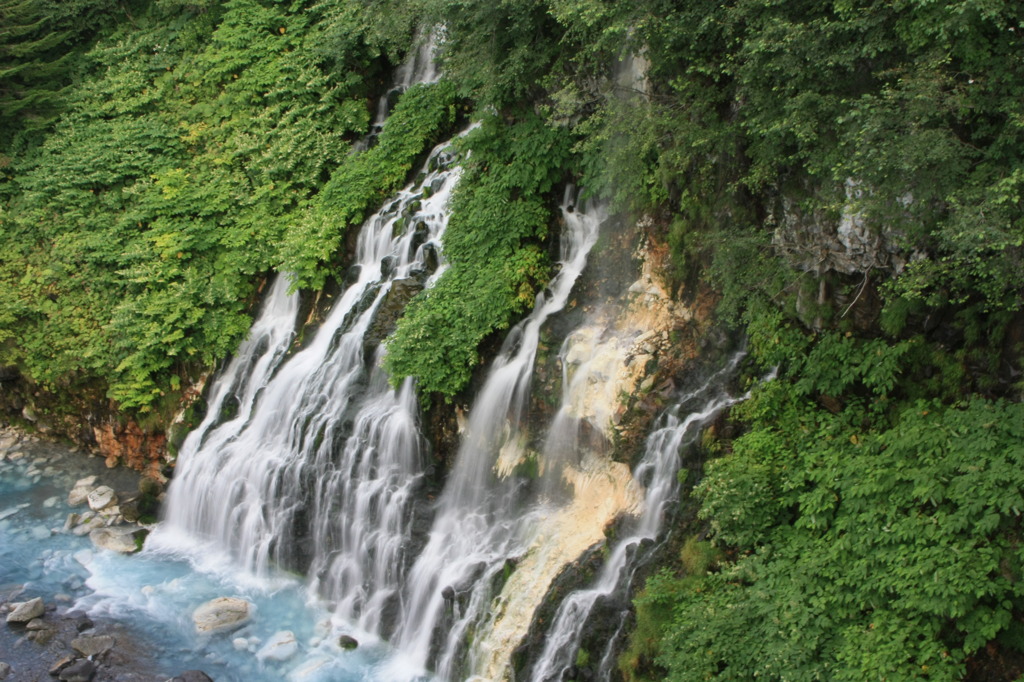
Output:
top-left (137, 478), bottom-right (163, 498)
top-left (363, 278), bottom-right (425, 354)
top-left (168, 671), bottom-right (213, 682)
top-left (59, 659), bottom-right (96, 682)
top-left (0, 661), bottom-right (10, 679)
top-left (380, 255), bottom-right (397, 279)
top-left (421, 243), bottom-right (439, 274)
top-left (344, 264), bottom-right (362, 287)
top-left (338, 634), bottom-right (359, 650)
top-left (410, 221), bottom-right (430, 255)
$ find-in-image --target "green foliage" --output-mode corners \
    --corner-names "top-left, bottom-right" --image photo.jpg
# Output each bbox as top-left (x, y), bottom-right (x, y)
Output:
top-left (0, 0), bottom-right (418, 409)
top-left (0, 0), bottom-right (123, 148)
top-left (384, 112), bottom-right (570, 398)
top-left (652, 362), bottom-right (1024, 680)
top-left (279, 80), bottom-right (458, 288)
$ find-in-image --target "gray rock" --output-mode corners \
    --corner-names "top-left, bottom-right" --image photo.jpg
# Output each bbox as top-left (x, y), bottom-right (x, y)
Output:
top-left (0, 661), bottom-right (11, 680)
top-left (71, 634), bottom-right (115, 657)
top-left (59, 659), bottom-right (96, 682)
top-left (6, 596), bottom-right (44, 623)
top-left (28, 627), bottom-right (55, 644)
top-left (86, 486), bottom-right (117, 512)
top-left (89, 526), bottom-right (146, 554)
top-left (192, 597), bottom-right (251, 634)
top-left (26, 617), bottom-right (47, 630)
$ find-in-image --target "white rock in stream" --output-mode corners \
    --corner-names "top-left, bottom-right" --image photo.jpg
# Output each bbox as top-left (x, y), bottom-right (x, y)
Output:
top-left (68, 476), bottom-right (98, 506)
top-left (86, 486), bottom-right (117, 511)
top-left (257, 630), bottom-right (298, 661)
top-left (192, 597), bottom-right (252, 634)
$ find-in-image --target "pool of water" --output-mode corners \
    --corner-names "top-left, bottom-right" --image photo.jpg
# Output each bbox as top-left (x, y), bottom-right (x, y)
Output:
top-left (0, 433), bottom-right (433, 682)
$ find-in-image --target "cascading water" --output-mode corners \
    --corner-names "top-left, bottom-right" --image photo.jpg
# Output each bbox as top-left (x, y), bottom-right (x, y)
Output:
top-left (159, 133), bottom-right (463, 642)
top-left (528, 352), bottom-right (750, 682)
top-left (391, 190), bottom-right (604, 679)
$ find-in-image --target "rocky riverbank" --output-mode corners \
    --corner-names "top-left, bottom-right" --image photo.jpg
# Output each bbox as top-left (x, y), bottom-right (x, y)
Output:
top-left (0, 427), bottom-right (212, 681)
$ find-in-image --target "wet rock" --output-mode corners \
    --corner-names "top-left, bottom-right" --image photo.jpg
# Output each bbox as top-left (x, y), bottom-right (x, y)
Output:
top-left (380, 255), bottom-right (397, 279)
top-left (89, 526), bottom-right (146, 554)
top-left (364, 277), bottom-right (424, 353)
top-left (192, 597), bottom-right (251, 634)
top-left (29, 627), bottom-right (55, 644)
top-left (86, 486), bottom-right (117, 512)
top-left (58, 659), bottom-right (96, 682)
top-left (0, 662), bottom-right (10, 679)
top-left (118, 496), bottom-right (142, 523)
top-left (71, 634), bottom-right (115, 657)
top-left (257, 630), bottom-right (298, 661)
top-left (26, 617), bottom-right (47, 630)
top-left (49, 655), bottom-right (75, 676)
top-left (167, 672), bottom-right (213, 682)
top-left (421, 242), bottom-right (439, 274)
top-left (344, 264), bottom-right (362, 286)
top-left (6, 596), bottom-right (44, 623)
top-left (337, 634), bottom-right (359, 650)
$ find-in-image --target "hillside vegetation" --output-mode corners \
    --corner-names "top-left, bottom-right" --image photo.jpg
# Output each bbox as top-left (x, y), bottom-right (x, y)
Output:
top-left (2, 1), bottom-right (1023, 679)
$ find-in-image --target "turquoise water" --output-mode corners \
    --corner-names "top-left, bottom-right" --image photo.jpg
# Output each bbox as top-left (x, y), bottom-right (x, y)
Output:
top-left (0, 439), bottom-right (432, 682)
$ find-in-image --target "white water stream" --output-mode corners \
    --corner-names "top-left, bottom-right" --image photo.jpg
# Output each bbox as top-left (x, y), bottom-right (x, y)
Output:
top-left (529, 352), bottom-right (748, 681)
top-left (391, 190), bottom-right (605, 679)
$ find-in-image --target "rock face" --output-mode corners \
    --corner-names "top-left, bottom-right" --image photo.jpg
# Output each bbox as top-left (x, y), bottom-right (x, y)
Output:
top-left (92, 419), bottom-right (166, 477)
top-left (192, 597), bottom-right (251, 634)
top-left (6, 597), bottom-right (44, 623)
top-left (772, 179), bottom-right (911, 276)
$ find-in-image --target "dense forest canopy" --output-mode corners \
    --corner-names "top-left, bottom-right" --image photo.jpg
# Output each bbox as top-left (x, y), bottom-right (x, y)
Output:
top-left (2, 1), bottom-right (1023, 679)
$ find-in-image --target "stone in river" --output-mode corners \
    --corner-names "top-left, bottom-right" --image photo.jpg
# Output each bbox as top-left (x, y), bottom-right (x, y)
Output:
top-left (6, 596), bottom-right (44, 623)
top-left (192, 597), bottom-right (251, 634)
top-left (86, 486), bottom-right (117, 512)
top-left (89, 526), bottom-right (146, 553)
top-left (71, 634), bottom-right (115, 657)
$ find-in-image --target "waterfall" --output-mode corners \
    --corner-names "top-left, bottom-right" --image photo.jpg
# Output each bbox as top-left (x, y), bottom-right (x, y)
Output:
top-left (160, 133), bottom-right (463, 638)
top-left (392, 190), bottom-right (604, 678)
top-left (529, 351), bottom-right (749, 682)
